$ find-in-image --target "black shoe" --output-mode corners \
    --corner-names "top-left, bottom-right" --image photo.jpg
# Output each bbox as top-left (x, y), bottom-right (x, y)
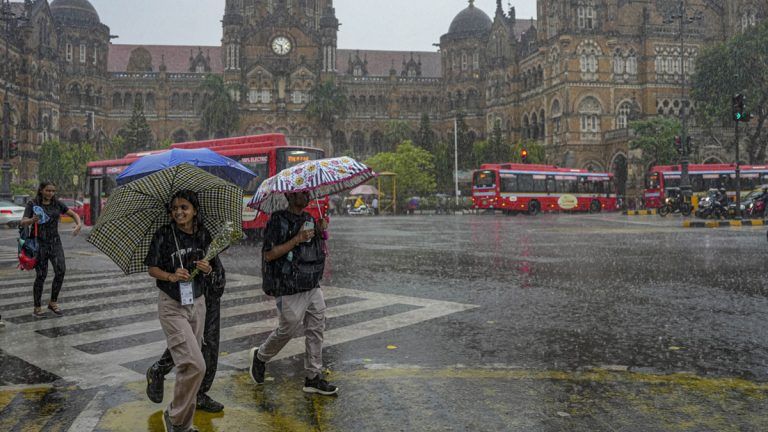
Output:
top-left (196, 393), bottom-right (224, 413)
top-left (146, 365), bottom-right (165, 404)
top-left (303, 375), bottom-right (339, 396)
top-left (249, 347), bottom-right (265, 384)
top-left (162, 408), bottom-right (194, 432)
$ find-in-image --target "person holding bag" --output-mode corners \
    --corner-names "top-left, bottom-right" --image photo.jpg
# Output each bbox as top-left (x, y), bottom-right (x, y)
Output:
top-left (144, 190), bottom-right (220, 432)
top-left (20, 181), bottom-right (82, 318)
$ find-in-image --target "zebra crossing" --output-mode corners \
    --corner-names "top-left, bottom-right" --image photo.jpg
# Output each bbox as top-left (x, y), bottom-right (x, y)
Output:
top-left (0, 270), bottom-right (477, 389)
top-left (0, 245), bottom-right (17, 265)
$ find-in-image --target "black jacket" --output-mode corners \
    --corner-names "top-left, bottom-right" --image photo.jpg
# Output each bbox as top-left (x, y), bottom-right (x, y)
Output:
top-left (261, 210), bottom-right (325, 297)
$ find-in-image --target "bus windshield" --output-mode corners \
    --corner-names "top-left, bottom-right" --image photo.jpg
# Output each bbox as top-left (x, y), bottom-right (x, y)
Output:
top-left (238, 155), bottom-right (270, 195)
top-left (278, 148), bottom-right (324, 170)
top-left (473, 170), bottom-right (496, 188)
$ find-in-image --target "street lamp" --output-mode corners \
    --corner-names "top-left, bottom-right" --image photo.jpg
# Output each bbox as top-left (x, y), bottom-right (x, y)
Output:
top-left (663, 0), bottom-right (703, 201)
top-left (0, 0), bottom-right (28, 200)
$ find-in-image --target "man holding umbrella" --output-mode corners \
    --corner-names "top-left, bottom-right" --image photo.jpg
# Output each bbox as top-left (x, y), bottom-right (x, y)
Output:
top-left (249, 190), bottom-right (338, 395)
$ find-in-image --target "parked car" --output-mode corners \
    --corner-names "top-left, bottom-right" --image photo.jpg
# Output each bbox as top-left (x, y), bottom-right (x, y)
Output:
top-left (59, 198), bottom-right (85, 220)
top-left (0, 200), bottom-right (25, 228)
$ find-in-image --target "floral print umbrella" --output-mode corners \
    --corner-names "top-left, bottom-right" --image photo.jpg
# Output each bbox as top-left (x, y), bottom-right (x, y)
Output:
top-left (248, 157), bottom-right (376, 213)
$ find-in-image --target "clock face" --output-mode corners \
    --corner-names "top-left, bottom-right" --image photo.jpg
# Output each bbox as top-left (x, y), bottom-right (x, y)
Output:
top-left (271, 36), bottom-right (292, 55)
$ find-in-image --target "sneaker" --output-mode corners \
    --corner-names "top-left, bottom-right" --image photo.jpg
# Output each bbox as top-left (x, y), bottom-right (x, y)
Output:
top-left (196, 393), bottom-right (224, 413)
top-left (47, 302), bottom-right (64, 317)
top-left (162, 408), bottom-right (191, 432)
top-left (146, 364), bottom-right (165, 404)
top-left (303, 375), bottom-right (339, 396)
top-left (249, 347), bottom-right (265, 384)
top-left (32, 307), bottom-right (46, 318)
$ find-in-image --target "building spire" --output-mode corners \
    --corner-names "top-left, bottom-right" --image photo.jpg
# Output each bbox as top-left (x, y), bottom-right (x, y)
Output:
top-left (496, 0), bottom-right (503, 15)
top-left (468, 0), bottom-right (474, 7)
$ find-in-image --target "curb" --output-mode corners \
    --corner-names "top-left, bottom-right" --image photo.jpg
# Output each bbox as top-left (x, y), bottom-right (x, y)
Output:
top-left (682, 220), bottom-right (766, 228)
top-left (623, 210), bottom-right (657, 216)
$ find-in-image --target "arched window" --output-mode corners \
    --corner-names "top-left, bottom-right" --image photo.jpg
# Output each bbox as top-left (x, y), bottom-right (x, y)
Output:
top-left (578, 96), bottom-right (602, 133)
top-left (522, 114), bottom-right (530, 139)
top-left (626, 49), bottom-right (638, 75)
top-left (578, 41), bottom-right (600, 81)
top-left (539, 109), bottom-right (546, 138)
top-left (577, 2), bottom-right (596, 30)
top-left (171, 129), bottom-right (190, 143)
top-left (112, 92), bottom-right (122, 110)
top-left (616, 101), bottom-right (632, 129)
top-left (613, 49), bottom-right (624, 75)
top-left (531, 112), bottom-right (539, 139)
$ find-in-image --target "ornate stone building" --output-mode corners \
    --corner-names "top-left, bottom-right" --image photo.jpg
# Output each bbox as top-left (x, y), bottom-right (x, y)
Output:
top-left (1, 0), bottom-right (766, 189)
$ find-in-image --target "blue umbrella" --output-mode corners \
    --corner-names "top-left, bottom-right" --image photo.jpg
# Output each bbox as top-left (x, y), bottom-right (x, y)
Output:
top-left (116, 148), bottom-right (256, 188)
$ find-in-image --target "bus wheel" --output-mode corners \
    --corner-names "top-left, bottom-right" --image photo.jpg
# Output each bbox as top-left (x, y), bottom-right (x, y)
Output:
top-left (589, 200), bottom-right (601, 213)
top-left (528, 201), bottom-right (541, 216)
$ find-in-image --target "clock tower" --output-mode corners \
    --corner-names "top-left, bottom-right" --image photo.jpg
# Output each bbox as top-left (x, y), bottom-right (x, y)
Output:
top-left (222, 0), bottom-right (338, 151)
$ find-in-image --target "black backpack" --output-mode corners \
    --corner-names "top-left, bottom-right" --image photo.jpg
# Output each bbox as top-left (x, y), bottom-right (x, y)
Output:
top-left (262, 213), bottom-right (325, 297)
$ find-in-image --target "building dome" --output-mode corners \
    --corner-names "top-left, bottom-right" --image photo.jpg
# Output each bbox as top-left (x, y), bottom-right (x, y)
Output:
top-left (448, 2), bottom-right (492, 35)
top-left (50, 0), bottom-right (101, 25)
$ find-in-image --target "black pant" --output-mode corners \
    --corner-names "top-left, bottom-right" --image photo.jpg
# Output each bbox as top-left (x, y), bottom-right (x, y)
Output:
top-left (33, 239), bottom-right (66, 308)
top-left (155, 295), bottom-right (221, 396)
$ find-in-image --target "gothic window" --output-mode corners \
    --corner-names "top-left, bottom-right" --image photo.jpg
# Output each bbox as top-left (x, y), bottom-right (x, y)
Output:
top-left (170, 93), bottom-right (180, 110)
top-left (578, 96), bottom-right (602, 133)
top-left (549, 47), bottom-right (561, 77)
top-left (182, 93), bottom-right (191, 110)
top-left (93, 45), bottom-right (98, 65)
top-left (551, 99), bottom-right (562, 135)
top-left (461, 53), bottom-right (468, 71)
top-left (79, 43), bottom-right (86, 63)
top-left (353, 65), bottom-right (363, 77)
top-left (742, 9), bottom-right (757, 31)
top-left (612, 49), bottom-right (624, 75)
top-left (539, 109), bottom-right (546, 139)
top-left (473, 53), bottom-right (480, 70)
top-left (195, 64), bottom-right (206, 73)
top-left (291, 90), bottom-right (308, 104)
top-left (616, 101), bottom-right (632, 129)
top-left (626, 50), bottom-right (638, 76)
top-left (146, 93), bottom-right (156, 111)
top-left (523, 114), bottom-right (530, 139)
top-left (66, 43), bottom-right (73, 62)
top-left (577, 2), bottom-right (596, 30)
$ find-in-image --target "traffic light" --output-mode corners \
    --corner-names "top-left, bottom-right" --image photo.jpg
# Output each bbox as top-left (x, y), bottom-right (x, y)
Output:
top-left (520, 148), bottom-right (528, 163)
top-left (674, 136), bottom-right (682, 155)
top-left (8, 140), bottom-right (18, 159)
top-left (732, 93), bottom-right (750, 122)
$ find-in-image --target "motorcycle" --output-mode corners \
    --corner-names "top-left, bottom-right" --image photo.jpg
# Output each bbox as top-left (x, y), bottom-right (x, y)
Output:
top-left (695, 190), bottom-right (729, 219)
top-left (729, 190), bottom-right (768, 219)
top-left (657, 188), bottom-right (692, 217)
top-left (347, 204), bottom-right (373, 216)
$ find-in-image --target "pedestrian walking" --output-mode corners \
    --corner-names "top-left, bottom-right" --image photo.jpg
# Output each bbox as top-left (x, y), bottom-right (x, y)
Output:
top-left (248, 191), bottom-right (338, 396)
top-left (145, 190), bottom-right (221, 432)
top-left (372, 196), bottom-right (379, 216)
top-left (145, 248), bottom-right (226, 413)
top-left (20, 181), bottom-right (82, 318)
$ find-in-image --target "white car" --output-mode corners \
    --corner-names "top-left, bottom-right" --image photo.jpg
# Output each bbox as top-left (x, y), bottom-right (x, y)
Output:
top-left (0, 200), bottom-right (25, 228)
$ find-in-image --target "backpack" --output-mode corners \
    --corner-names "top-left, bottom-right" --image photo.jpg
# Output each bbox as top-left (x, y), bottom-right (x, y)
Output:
top-left (262, 212), bottom-right (325, 297)
top-left (17, 224), bottom-right (39, 271)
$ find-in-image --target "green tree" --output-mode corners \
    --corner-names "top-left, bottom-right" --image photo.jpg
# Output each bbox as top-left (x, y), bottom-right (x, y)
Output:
top-left (383, 120), bottom-right (413, 150)
top-left (38, 140), bottom-right (95, 195)
top-left (365, 141), bottom-right (436, 204)
top-left (199, 74), bottom-right (240, 139)
top-left (453, 113), bottom-right (474, 170)
top-left (433, 141), bottom-right (455, 194)
top-left (414, 113), bottom-right (437, 153)
top-left (629, 117), bottom-right (682, 167)
top-left (125, 98), bottom-right (153, 152)
top-left (488, 119), bottom-right (508, 162)
top-left (472, 140), bottom-right (491, 167)
top-left (306, 79), bottom-right (347, 143)
top-left (691, 21), bottom-right (768, 163)
top-left (100, 136), bottom-right (126, 160)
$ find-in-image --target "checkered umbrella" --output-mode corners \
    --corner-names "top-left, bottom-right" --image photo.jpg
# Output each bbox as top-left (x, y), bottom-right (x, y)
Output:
top-left (248, 157), bottom-right (376, 214)
top-left (87, 164), bottom-right (243, 275)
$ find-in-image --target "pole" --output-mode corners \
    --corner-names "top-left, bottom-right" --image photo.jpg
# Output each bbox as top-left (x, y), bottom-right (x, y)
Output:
top-left (454, 117), bottom-right (459, 208)
top-left (735, 120), bottom-right (741, 219)
top-left (678, 0), bottom-right (691, 201)
top-left (0, 0), bottom-right (13, 200)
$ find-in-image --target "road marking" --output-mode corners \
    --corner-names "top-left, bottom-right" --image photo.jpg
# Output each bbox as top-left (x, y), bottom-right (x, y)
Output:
top-left (0, 272), bottom-right (477, 390)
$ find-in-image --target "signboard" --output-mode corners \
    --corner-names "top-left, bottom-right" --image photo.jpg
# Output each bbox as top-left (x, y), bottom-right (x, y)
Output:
top-left (558, 194), bottom-right (578, 210)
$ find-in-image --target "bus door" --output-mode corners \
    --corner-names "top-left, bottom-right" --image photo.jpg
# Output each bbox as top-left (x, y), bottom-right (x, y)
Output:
top-left (546, 176), bottom-right (556, 196)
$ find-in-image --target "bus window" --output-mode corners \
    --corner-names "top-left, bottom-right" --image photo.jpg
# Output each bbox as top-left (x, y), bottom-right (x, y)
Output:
top-left (664, 177), bottom-right (681, 188)
top-left (532, 175), bottom-right (546, 192)
top-left (647, 173), bottom-right (660, 189)
top-left (517, 174), bottom-right (533, 192)
top-left (473, 170), bottom-right (496, 188)
top-left (239, 155), bottom-right (270, 194)
top-left (690, 174), bottom-right (704, 192)
top-left (500, 174), bottom-right (517, 192)
top-left (546, 176), bottom-right (556, 194)
top-left (594, 180), bottom-right (604, 194)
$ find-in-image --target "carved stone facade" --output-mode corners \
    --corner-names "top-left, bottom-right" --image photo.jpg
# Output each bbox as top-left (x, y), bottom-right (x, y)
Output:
top-left (1, 0), bottom-right (765, 186)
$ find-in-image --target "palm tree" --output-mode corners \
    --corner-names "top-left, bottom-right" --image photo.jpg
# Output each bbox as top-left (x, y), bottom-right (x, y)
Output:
top-left (198, 75), bottom-right (240, 139)
top-left (306, 80), bottom-right (348, 147)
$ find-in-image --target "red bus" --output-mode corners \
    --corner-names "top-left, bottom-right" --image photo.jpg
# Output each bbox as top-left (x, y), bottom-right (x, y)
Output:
top-left (644, 164), bottom-right (768, 209)
top-left (472, 163), bottom-right (619, 215)
top-left (85, 134), bottom-right (328, 238)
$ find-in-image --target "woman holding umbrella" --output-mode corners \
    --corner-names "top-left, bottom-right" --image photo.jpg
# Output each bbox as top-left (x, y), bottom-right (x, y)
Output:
top-left (144, 190), bottom-right (222, 432)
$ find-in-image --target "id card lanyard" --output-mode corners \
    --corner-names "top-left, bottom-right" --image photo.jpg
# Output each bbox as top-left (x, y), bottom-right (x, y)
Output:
top-left (171, 227), bottom-right (195, 306)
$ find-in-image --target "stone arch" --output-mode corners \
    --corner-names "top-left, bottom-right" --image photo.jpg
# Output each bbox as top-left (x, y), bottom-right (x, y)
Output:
top-left (582, 160), bottom-right (605, 172)
top-left (610, 152), bottom-right (628, 196)
top-left (124, 92), bottom-right (133, 109)
top-left (112, 92), bottom-right (122, 110)
top-left (351, 130), bottom-right (366, 156)
top-left (193, 129), bottom-right (208, 141)
top-left (703, 156), bottom-right (724, 164)
top-left (332, 130), bottom-right (348, 155)
top-left (370, 130), bottom-right (384, 153)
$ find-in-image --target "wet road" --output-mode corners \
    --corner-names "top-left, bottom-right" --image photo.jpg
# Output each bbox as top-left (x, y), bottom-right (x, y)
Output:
top-left (1, 213), bottom-right (767, 431)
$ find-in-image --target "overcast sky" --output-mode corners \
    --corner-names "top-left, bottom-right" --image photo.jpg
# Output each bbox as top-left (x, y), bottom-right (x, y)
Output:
top-left (88, 0), bottom-right (537, 51)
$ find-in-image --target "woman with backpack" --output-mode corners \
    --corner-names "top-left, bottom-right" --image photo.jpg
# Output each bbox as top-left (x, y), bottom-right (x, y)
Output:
top-left (20, 181), bottom-right (82, 318)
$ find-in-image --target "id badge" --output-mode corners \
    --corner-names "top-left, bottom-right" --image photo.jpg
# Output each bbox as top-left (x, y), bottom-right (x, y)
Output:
top-left (179, 282), bottom-right (194, 306)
